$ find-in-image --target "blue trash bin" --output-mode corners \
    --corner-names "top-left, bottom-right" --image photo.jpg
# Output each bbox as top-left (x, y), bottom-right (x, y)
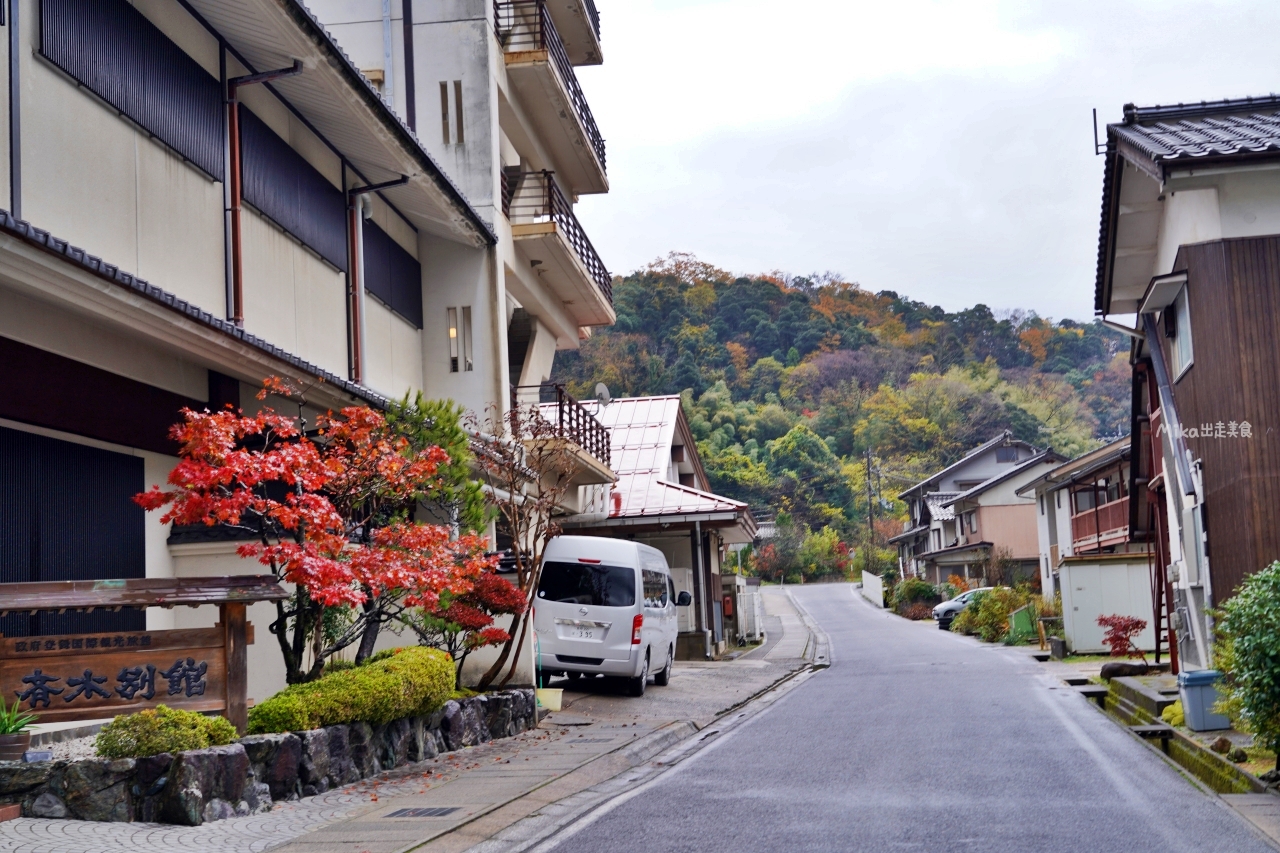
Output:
top-left (1178, 669), bottom-right (1231, 731)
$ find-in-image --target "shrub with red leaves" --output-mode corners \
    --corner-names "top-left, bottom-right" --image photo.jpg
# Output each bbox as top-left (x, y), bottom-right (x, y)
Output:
top-left (406, 571), bottom-right (527, 688)
top-left (1097, 613), bottom-right (1148, 664)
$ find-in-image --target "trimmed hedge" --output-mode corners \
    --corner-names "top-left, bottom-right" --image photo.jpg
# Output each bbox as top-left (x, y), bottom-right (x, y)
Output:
top-left (96, 705), bottom-right (237, 759)
top-left (248, 647), bottom-right (454, 734)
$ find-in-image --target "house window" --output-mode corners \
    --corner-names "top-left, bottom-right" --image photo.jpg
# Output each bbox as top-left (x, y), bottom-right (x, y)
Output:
top-left (448, 307), bottom-right (473, 373)
top-left (362, 219), bottom-right (422, 328)
top-left (1167, 286), bottom-right (1194, 378)
top-left (965, 511), bottom-right (977, 534)
top-left (996, 446), bottom-right (1018, 463)
top-left (931, 530), bottom-right (942, 551)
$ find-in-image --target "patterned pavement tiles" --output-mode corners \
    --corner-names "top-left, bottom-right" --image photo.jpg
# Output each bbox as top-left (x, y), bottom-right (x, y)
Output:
top-left (0, 726), bottom-right (577, 853)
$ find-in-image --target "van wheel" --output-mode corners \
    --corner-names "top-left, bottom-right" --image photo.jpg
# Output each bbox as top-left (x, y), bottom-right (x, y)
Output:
top-left (627, 654), bottom-right (649, 697)
top-left (566, 671), bottom-right (581, 682)
top-left (654, 648), bottom-right (672, 686)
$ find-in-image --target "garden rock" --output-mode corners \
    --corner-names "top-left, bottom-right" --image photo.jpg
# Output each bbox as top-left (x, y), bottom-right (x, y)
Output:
top-left (407, 716), bottom-right (437, 763)
top-left (1229, 747), bottom-right (1249, 763)
top-left (62, 758), bottom-right (135, 822)
top-left (158, 744), bottom-right (248, 826)
top-left (485, 693), bottom-right (514, 740)
top-left (1210, 737), bottom-right (1233, 754)
top-left (298, 729), bottom-right (330, 796)
top-left (324, 725), bottom-right (357, 787)
top-left (348, 723), bottom-right (380, 779)
top-left (244, 781), bottom-right (272, 814)
top-left (240, 733), bottom-right (301, 801)
top-left (379, 717), bottom-right (412, 770)
top-left (0, 759), bottom-right (57, 796)
top-left (1100, 662), bottom-right (1149, 680)
top-left (442, 699), bottom-right (488, 751)
top-left (131, 753), bottom-right (173, 822)
top-left (31, 791), bottom-right (67, 818)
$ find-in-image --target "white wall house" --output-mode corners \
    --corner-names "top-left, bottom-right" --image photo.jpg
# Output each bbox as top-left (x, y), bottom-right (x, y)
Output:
top-left (0, 0), bottom-right (612, 708)
top-left (890, 432), bottom-right (1061, 585)
top-left (310, 0), bottom-right (615, 422)
top-left (1017, 439), bottom-right (1155, 653)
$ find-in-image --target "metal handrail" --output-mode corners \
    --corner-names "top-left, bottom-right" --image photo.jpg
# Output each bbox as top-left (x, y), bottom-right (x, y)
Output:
top-left (583, 0), bottom-right (601, 40)
top-left (502, 170), bottom-right (612, 305)
top-left (493, 0), bottom-right (607, 172)
top-left (512, 382), bottom-right (611, 468)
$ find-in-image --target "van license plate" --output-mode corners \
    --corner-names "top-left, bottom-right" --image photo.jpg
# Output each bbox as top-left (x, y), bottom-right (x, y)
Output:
top-left (555, 618), bottom-right (608, 641)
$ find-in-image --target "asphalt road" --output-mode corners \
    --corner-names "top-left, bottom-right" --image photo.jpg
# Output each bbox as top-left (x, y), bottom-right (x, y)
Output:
top-left (538, 583), bottom-right (1274, 853)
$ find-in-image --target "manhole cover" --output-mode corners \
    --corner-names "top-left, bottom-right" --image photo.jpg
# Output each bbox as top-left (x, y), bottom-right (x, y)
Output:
top-left (385, 807), bottom-right (461, 818)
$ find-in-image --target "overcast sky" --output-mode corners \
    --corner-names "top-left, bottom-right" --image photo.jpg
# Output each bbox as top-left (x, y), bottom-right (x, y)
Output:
top-left (572, 0), bottom-right (1280, 321)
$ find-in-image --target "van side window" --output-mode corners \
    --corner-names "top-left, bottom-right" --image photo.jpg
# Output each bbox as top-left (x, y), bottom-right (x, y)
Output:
top-left (642, 570), bottom-right (668, 608)
top-left (667, 576), bottom-right (676, 604)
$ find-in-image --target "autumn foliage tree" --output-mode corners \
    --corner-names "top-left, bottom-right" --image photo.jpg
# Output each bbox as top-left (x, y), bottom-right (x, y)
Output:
top-left (403, 571), bottom-right (526, 689)
top-left (135, 379), bottom-right (494, 683)
top-left (469, 400), bottom-right (579, 688)
top-left (1097, 614), bottom-right (1148, 664)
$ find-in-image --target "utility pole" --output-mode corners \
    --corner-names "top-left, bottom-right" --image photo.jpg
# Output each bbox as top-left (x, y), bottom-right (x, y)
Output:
top-left (865, 447), bottom-right (875, 576)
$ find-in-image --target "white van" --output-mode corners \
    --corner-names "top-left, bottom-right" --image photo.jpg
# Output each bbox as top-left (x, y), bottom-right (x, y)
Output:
top-left (534, 535), bottom-right (691, 696)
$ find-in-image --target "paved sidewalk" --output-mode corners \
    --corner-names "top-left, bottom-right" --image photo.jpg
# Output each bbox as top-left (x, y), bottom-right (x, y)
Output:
top-left (0, 594), bottom-right (814, 853)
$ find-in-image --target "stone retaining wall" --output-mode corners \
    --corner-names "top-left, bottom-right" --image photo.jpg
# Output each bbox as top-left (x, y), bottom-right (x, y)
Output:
top-left (0, 690), bottom-right (536, 826)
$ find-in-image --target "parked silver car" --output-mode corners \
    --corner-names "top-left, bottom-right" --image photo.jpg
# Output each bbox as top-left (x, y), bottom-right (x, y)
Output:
top-left (932, 587), bottom-right (994, 628)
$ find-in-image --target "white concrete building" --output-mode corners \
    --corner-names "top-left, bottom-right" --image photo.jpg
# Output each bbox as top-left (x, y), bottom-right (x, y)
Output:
top-left (310, 0), bottom-right (615, 420)
top-left (0, 0), bottom-right (616, 709)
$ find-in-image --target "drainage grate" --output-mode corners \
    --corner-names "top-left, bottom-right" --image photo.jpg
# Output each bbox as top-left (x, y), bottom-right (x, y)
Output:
top-left (572, 738), bottom-right (612, 744)
top-left (385, 807), bottom-right (461, 818)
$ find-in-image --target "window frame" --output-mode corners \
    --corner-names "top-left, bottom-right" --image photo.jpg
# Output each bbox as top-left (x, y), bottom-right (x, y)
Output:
top-left (1170, 285), bottom-right (1194, 381)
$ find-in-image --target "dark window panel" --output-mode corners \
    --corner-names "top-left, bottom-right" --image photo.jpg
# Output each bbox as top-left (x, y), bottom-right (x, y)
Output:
top-left (0, 424), bottom-right (146, 637)
top-left (241, 109), bottom-right (348, 272)
top-left (362, 218), bottom-right (422, 328)
top-left (40, 0), bottom-right (224, 181)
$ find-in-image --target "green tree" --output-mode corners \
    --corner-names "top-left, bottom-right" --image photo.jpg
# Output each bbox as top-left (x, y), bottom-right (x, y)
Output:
top-left (1216, 562), bottom-right (1280, 765)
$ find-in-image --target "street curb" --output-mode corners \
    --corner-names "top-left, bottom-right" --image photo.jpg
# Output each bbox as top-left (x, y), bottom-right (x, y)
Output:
top-left (386, 721), bottom-right (693, 853)
top-left (476, 666), bottom-right (822, 853)
top-left (785, 587), bottom-right (832, 666)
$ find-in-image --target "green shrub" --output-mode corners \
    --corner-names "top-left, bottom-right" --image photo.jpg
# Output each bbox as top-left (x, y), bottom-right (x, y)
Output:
top-left (951, 587), bottom-right (1030, 642)
top-left (95, 705), bottom-right (237, 758)
top-left (893, 577), bottom-right (941, 614)
top-left (248, 646), bottom-right (454, 734)
top-left (1213, 563), bottom-right (1280, 751)
top-left (949, 590), bottom-right (987, 635)
top-left (1162, 699), bottom-right (1185, 727)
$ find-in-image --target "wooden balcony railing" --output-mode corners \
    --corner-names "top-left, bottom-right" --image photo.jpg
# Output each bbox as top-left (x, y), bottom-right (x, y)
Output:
top-left (501, 169), bottom-right (612, 305)
top-left (494, 0), bottom-right (606, 171)
top-left (1071, 495), bottom-right (1130, 550)
top-left (512, 382), bottom-right (611, 468)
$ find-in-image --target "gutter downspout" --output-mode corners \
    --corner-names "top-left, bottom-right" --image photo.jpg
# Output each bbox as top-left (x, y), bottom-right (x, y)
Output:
top-left (9, 0), bottom-right (19, 220)
top-left (346, 176), bottom-right (409, 383)
top-left (695, 520), bottom-right (709, 660)
top-left (381, 0), bottom-right (395, 110)
top-left (226, 60), bottom-right (302, 326)
top-left (402, 0), bottom-right (416, 131)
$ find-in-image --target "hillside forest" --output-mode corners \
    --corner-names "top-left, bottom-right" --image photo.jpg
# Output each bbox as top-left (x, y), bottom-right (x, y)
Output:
top-left (551, 253), bottom-right (1129, 581)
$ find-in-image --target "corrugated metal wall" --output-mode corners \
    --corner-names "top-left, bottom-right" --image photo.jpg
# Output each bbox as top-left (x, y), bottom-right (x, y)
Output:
top-left (362, 218), bottom-right (422, 328)
top-left (40, 0), bottom-right (224, 181)
top-left (0, 425), bottom-right (146, 637)
top-left (241, 108), bottom-right (348, 273)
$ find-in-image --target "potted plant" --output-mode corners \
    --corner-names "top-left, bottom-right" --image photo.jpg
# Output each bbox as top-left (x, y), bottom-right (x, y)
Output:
top-left (0, 698), bottom-right (36, 761)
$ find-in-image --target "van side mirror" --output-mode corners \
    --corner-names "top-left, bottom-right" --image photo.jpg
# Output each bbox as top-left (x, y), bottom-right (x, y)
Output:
top-left (676, 591), bottom-right (692, 607)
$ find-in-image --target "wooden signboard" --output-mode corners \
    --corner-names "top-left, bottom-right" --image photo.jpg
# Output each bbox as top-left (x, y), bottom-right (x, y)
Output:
top-left (0, 576), bottom-right (286, 733)
top-left (1, 627), bottom-right (227, 724)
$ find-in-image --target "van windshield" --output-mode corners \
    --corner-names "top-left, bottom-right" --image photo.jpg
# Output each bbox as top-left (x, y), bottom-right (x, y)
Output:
top-left (537, 562), bottom-right (636, 607)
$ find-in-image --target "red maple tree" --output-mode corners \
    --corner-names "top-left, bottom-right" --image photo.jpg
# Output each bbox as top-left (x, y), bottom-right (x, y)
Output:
top-left (1097, 614), bottom-right (1149, 664)
top-left (404, 570), bottom-right (527, 689)
top-left (135, 378), bottom-right (494, 683)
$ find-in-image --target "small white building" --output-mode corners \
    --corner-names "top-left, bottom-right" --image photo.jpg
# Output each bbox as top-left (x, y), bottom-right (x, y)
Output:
top-left (1016, 439), bottom-right (1156, 654)
top-left (890, 432), bottom-right (1062, 585)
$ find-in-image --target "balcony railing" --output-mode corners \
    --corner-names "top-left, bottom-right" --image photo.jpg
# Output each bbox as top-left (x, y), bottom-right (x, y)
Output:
top-left (512, 382), bottom-right (611, 468)
top-left (501, 169), bottom-right (612, 305)
top-left (1071, 495), bottom-right (1130, 551)
top-left (583, 0), bottom-right (601, 41)
top-left (494, 0), bottom-right (606, 171)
